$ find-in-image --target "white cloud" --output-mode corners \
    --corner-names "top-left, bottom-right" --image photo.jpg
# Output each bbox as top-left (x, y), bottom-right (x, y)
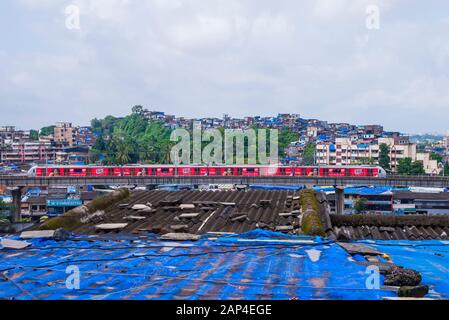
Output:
top-left (2, 0), bottom-right (449, 133)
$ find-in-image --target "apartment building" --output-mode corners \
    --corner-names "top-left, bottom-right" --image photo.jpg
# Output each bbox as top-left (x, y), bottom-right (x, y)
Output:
top-left (0, 126), bottom-right (31, 146)
top-left (0, 142), bottom-right (57, 163)
top-left (54, 122), bottom-right (76, 146)
top-left (316, 138), bottom-right (381, 166)
top-left (315, 136), bottom-right (437, 174)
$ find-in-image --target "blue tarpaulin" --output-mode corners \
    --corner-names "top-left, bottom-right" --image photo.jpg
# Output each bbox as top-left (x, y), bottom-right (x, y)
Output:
top-left (313, 186), bottom-right (411, 195)
top-left (0, 231), bottom-right (396, 300)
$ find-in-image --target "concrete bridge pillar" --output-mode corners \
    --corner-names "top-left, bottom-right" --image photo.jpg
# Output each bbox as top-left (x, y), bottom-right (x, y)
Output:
top-left (335, 186), bottom-right (345, 215)
top-left (10, 187), bottom-right (23, 223)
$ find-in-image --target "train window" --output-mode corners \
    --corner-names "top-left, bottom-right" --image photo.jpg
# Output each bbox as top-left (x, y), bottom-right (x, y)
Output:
top-left (73, 168), bottom-right (83, 173)
top-left (246, 168), bottom-right (255, 173)
top-left (161, 168), bottom-right (170, 173)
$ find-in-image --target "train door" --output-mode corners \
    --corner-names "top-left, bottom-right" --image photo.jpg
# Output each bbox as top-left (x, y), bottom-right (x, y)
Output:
top-left (134, 168), bottom-right (146, 176)
top-left (36, 167), bottom-right (44, 177)
top-left (194, 167), bottom-right (203, 176)
top-left (294, 167), bottom-right (305, 176)
top-left (122, 168), bottom-right (132, 176)
top-left (147, 167), bottom-right (157, 176)
top-left (113, 168), bottom-right (122, 176)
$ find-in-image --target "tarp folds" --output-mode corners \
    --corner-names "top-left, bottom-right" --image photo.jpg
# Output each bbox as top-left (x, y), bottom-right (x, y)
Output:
top-left (0, 231), bottom-right (408, 300)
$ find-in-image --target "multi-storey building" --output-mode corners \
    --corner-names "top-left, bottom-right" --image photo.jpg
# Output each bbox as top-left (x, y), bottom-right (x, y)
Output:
top-left (0, 126), bottom-right (31, 146)
top-left (0, 142), bottom-right (57, 163)
top-left (54, 122), bottom-right (76, 146)
top-left (316, 136), bottom-right (438, 174)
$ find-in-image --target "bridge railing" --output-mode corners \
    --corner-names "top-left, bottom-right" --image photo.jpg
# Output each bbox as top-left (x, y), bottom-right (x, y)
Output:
top-left (1, 174), bottom-right (449, 188)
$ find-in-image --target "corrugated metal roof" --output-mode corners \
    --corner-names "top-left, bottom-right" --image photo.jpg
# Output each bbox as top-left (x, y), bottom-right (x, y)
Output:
top-left (0, 232), bottom-right (398, 300)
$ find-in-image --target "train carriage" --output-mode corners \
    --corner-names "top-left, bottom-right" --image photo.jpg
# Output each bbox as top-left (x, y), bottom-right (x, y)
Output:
top-left (28, 164), bottom-right (387, 178)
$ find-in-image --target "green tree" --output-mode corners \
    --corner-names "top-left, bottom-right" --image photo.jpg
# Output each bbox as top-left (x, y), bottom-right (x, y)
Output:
top-left (411, 160), bottom-right (425, 175)
top-left (113, 132), bottom-right (133, 164)
top-left (0, 199), bottom-right (14, 223)
top-left (354, 197), bottom-right (368, 213)
top-left (39, 125), bottom-right (55, 137)
top-left (397, 158), bottom-right (412, 175)
top-left (431, 153), bottom-right (443, 163)
top-left (397, 158), bottom-right (426, 175)
top-left (278, 129), bottom-right (300, 158)
top-left (131, 105), bottom-right (145, 116)
top-left (379, 143), bottom-right (390, 170)
top-left (29, 130), bottom-right (39, 140)
top-left (302, 144), bottom-right (316, 165)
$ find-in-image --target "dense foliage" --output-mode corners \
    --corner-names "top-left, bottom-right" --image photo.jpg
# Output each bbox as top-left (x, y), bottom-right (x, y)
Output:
top-left (0, 199), bottom-right (14, 224)
top-left (29, 130), bottom-right (39, 140)
top-left (90, 107), bottom-right (300, 165)
top-left (91, 108), bottom-right (172, 164)
top-left (379, 143), bottom-right (391, 171)
top-left (301, 143), bottom-right (316, 165)
top-left (397, 158), bottom-right (425, 175)
top-left (39, 125), bottom-right (55, 137)
top-left (353, 197), bottom-right (368, 213)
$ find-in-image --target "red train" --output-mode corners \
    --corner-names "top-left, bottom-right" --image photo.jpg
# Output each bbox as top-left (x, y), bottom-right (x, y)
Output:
top-left (27, 165), bottom-right (387, 178)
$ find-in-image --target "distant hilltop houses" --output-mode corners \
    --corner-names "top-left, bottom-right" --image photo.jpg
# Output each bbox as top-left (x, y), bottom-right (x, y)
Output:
top-left (0, 109), bottom-right (448, 175)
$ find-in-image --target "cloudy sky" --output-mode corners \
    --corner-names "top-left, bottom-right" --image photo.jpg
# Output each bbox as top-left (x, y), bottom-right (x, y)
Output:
top-left (1, 0), bottom-right (449, 134)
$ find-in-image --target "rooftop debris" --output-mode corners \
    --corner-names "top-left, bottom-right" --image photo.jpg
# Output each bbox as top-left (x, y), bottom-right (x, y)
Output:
top-left (337, 242), bottom-right (383, 256)
top-left (1, 239), bottom-right (31, 249)
top-left (384, 267), bottom-right (422, 287)
top-left (159, 233), bottom-right (201, 241)
top-left (170, 225), bottom-right (189, 232)
top-left (131, 204), bottom-right (151, 211)
top-left (123, 216), bottom-right (147, 221)
top-left (95, 223), bottom-right (128, 231)
top-left (179, 204), bottom-right (195, 210)
top-left (179, 213), bottom-right (201, 219)
top-left (20, 230), bottom-right (57, 239)
top-left (398, 285), bottom-right (429, 298)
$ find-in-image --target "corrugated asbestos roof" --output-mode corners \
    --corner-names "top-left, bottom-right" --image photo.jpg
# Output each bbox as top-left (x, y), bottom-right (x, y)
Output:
top-left (328, 214), bottom-right (449, 240)
top-left (73, 190), bottom-right (302, 235)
